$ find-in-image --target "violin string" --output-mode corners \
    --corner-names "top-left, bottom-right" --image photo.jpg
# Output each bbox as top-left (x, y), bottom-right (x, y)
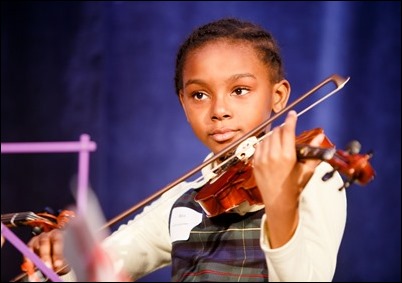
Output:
top-left (1, 212), bottom-right (31, 227)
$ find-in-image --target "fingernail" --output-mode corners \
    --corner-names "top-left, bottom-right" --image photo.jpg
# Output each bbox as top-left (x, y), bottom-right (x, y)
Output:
top-left (44, 261), bottom-right (52, 269)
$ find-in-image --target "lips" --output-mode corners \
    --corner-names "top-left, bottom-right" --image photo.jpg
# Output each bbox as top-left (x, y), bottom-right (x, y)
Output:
top-left (210, 128), bottom-right (237, 143)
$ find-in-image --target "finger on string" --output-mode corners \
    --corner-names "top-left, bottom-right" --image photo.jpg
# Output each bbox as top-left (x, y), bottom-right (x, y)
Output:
top-left (281, 110), bottom-right (297, 145)
top-left (37, 233), bottom-right (55, 270)
top-left (50, 230), bottom-right (66, 271)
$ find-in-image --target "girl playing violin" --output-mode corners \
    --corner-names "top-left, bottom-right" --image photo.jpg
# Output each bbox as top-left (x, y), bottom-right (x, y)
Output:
top-left (25, 18), bottom-right (347, 282)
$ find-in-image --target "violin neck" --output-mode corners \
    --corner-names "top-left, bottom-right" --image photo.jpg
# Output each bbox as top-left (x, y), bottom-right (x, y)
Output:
top-left (1, 212), bottom-right (39, 228)
top-left (296, 144), bottom-right (336, 161)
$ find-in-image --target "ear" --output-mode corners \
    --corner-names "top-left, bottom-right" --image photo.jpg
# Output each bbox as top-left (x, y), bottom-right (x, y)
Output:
top-left (272, 79), bottom-right (291, 113)
top-left (179, 90), bottom-right (190, 122)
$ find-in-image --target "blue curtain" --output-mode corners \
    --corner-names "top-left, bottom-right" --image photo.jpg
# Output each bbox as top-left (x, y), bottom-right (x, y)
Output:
top-left (1, 1), bottom-right (400, 282)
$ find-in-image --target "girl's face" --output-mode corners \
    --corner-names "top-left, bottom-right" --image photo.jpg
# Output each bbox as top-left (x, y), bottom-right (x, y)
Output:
top-left (179, 40), bottom-right (290, 154)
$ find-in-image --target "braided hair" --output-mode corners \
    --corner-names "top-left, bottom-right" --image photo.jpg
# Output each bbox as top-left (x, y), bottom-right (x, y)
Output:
top-left (174, 18), bottom-right (285, 97)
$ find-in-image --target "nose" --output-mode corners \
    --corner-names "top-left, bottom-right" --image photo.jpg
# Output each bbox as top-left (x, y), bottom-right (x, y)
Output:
top-left (211, 95), bottom-right (232, 121)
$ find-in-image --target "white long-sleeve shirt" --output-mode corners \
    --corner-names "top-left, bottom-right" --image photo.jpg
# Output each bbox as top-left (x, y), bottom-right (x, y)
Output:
top-left (62, 160), bottom-right (346, 282)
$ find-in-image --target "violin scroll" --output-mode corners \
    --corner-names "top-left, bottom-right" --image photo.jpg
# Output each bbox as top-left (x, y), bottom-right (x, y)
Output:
top-left (324, 145), bottom-right (375, 190)
top-left (295, 128), bottom-right (376, 189)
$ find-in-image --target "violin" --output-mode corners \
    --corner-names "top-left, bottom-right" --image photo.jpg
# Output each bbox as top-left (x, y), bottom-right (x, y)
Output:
top-left (1, 209), bottom-right (75, 235)
top-left (194, 127), bottom-right (375, 217)
top-left (2, 210), bottom-right (75, 282)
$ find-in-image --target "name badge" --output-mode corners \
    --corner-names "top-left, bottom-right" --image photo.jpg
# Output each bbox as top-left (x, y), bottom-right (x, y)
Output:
top-left (170, 207), bottom-right (202, 242)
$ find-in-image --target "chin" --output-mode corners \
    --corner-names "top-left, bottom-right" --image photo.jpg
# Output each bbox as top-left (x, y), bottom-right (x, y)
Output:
top-left (211, 143), bottom-right (233, 156)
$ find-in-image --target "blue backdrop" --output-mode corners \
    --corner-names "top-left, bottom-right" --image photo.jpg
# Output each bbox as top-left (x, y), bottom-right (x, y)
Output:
top-left (1, 1), bottom-right (400, 282)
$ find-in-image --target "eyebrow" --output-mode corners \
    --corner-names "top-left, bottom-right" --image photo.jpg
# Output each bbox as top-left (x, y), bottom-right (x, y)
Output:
top-left (184, 73), bottom-right (256, 88)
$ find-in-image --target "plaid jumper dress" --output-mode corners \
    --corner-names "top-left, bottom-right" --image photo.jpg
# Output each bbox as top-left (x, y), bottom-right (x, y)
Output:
top-left (169, 188), bottom-right (269, 282)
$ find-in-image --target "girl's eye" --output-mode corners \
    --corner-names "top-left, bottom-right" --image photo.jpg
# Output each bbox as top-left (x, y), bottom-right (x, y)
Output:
top-left (232, 87), bottom-right (250, 96)
top-left (192, 91), bottom-right (208, 100)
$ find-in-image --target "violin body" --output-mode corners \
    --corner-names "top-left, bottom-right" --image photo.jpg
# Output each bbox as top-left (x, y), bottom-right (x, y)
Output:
top-left (195, 160), bottom-right (262, 217)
